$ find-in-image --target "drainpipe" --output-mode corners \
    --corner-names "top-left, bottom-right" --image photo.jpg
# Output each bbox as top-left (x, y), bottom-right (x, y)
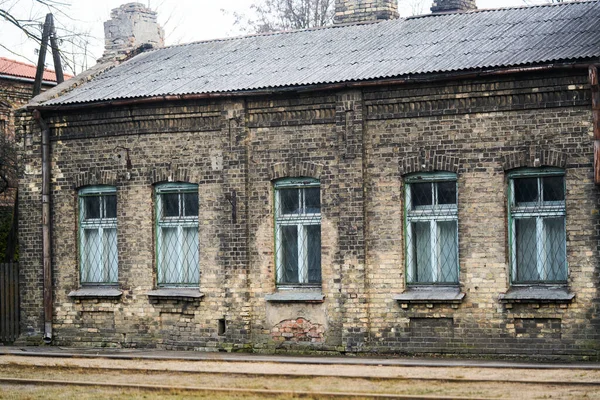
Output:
top-left (33, 109), bottom-right (53, 344)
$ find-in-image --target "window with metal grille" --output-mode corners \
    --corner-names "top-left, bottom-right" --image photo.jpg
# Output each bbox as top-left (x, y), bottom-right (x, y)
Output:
top-left (508, 169), bottom-right (567, 283)
top-left (79, 186), bottom-right (118, 285)
top-left (405, 173), bottom-right (458, 285)
top-left (155, 183), bottom-right (199, 286)
top-left (274, 178), bottom-right (321, 287)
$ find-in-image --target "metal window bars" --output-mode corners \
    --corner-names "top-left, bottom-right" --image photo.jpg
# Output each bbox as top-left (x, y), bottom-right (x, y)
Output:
top-left (405, 173), bottom-right (459, 284)
top-left (79, 186), bottom-right (118, 284)
top-left (274, 178), bottom-right (321, 286)
top-left (509, 170), bottom-right (567, 283)
top-left (156, 183), bottom-right (199, 286)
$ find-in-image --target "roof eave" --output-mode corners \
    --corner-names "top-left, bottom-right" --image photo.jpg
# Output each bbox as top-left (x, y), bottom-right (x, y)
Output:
top-left (30, 60), bottom-right (600, 112)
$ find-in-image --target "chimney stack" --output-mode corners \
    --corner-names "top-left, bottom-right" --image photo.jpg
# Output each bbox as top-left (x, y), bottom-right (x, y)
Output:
top-left (430, 0), bottom-right (477, 13)
top-left (101, 3), bottom-right (164, 61)
top-left (334, 0), bottom-right (399, 25)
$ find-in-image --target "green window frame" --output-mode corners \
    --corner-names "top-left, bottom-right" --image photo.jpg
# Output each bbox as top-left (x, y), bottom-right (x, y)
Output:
top-left (155, 182), bottom-right (199, 287)
top-left (78, 186), bottom-right (118, 285)
top-left (274, 178), bottom-right (321, 287)
top-left (508, 168), bottom-right (567, 284)
top-left (404, 172), bottom-right (459, 285)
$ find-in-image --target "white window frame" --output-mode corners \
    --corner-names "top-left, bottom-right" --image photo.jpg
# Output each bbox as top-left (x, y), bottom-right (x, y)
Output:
top-left (155, 182), bottom-right (199, 287)
top-left (274, 178), bottom-right (321, 287)
top-left (79, 186), bottom-right (118, 285)
top-left (405, 172), bottom-right (459, 285)
top-left (508, 169), bottom-right (567, 284)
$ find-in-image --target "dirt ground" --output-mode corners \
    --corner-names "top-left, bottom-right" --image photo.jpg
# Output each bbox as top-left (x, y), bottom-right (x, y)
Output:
top-left (1, 355), bottom-right (599, 399)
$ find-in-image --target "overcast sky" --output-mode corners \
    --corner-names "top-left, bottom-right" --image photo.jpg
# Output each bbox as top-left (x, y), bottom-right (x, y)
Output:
top-left (0, 0), bottom-right (555, 74)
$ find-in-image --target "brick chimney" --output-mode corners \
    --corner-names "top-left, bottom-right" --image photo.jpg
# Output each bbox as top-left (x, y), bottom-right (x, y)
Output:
top-left (430, 0), bottom-right (477, 13)
top-left (101, 3), bottom-right (164, 61)
top-left (334, 0), bottom-right (399, 24)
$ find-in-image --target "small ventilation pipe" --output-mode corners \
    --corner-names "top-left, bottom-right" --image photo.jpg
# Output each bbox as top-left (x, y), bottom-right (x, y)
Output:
top-left (33, 109), bottom-right (53, 344)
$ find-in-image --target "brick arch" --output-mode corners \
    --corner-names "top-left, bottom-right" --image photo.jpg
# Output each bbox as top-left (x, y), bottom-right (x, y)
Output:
top-left (400, 153), bottom-right (460, 176)
top-left (501, 147), bottom-right (568, 171)
top-left (74, 168), bottom-right (118, 189)
top-left (149, 164), bottom-right (199, 184)
top-left (269, 161), bottom-right (323, 181)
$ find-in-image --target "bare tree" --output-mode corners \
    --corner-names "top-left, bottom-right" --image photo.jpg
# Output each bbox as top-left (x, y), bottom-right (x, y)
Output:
top-left (227, 0), bottom-right (335, 34)
top-left (1, 0), bottom-right (94, 75)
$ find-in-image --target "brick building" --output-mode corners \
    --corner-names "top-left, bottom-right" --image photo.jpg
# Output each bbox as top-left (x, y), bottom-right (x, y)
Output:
top-left (16, 0), bottom-right (600, 359)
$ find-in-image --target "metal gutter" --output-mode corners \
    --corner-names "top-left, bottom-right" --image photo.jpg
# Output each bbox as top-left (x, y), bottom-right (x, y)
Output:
top-left (0, 74), bottom-right (57, 86)
top-left (33, 109), bottom-right (53, 344)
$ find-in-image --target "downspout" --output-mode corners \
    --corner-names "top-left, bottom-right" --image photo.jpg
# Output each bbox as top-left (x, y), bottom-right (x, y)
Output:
top-left (33, 109), bottom-right (53, 344)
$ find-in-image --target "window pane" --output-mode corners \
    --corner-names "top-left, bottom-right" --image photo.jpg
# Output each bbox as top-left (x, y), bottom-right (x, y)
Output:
top-left (105, 195), bottom-right (117, 219)
top-left (183, 192), bottom-right (199, 217)
top-left (543, 217), bottom-right (566, 281)
top-left (514, 177), bottom-right (538, 204)
top-left (437, 181), bottom-right (456, 205)
top-left (438, 221), bottom-right (458, 283)
top-left (305, 188), bottom-right (320, 213)
top-left (162, 193), bottom-right (179, 217)
top-left (84, 196), bottom-right (101, 220)
top-left (183, 227), bottom-right (200, 284)
top-left (543, 176), bottom-right (564, 202)
top-left (82, 228), bottom-right (100, 282)
top-left (280, 188), bottom-right (300, 214)
top-left (159, 227), bottom-right (179, 284)
top-left (412, 221), bottom-right (432, 283)
top-left (104, 228), bottom-right (118, 283)
top-left (515, 218), bottom-right (538, 282)
top-left (411, 183), bottom-right (432, 208)
top-left (306, 225), bottom-right (321, 283)
top-left (279, 225), bottom-right (299, 283)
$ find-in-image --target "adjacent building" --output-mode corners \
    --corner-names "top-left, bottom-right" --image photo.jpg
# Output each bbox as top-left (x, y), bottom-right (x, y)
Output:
top-left (16, 0), bottom-right (600, 359)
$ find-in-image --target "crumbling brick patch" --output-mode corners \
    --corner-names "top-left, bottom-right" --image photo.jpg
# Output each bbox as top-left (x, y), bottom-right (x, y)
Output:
top-left (271, 318), bottom-right (325, 343)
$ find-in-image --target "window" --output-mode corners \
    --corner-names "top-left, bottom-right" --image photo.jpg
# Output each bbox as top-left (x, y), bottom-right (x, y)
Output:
top-left (156, 183), bottom-right (199, 286)
top-left (405, 173), bottom-right (458, 285)
top-left (274, 178), bottom-right (321, 286)
top-left (79, 186), bottom-right (118, 284)
top-left (508, 169), bottom-right (566, 283)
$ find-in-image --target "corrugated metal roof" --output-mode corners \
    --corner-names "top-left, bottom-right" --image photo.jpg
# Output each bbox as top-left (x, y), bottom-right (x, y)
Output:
top-left (0, 57), bottom-right (71, 83)
top-left (43, 1), bottom-right (600, 106)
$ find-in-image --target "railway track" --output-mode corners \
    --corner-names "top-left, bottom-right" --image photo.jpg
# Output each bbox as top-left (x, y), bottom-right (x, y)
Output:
top-left (1, 361), bottom-right (600, 400)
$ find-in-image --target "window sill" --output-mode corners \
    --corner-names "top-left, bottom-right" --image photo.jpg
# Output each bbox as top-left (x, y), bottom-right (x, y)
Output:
top-left (393, 286), bottom-right (464, 309)
top-left (265, 291), bottom-right (325, 303)
top-left (147, 288), bottom-right (204, 303)
top-left (68, 287), bottom-right (123, 300)
top-left (498, 285), bottom-right (574, 304)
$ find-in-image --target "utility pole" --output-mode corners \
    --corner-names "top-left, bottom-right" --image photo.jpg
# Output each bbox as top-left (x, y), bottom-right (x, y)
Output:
top-left (33, 13), bottom-right (64, 97)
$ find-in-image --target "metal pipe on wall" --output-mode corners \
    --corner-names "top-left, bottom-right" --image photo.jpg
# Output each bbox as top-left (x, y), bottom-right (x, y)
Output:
top-left (33, 109), bottom-right (53, 344)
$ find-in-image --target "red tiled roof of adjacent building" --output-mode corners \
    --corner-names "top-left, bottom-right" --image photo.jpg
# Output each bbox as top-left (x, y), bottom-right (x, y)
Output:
top-left (0, 57), bottom-right (72, 83)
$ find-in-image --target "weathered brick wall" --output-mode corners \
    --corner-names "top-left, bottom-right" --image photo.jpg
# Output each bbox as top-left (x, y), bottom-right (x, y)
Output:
top-left (17, 69), bottom-right (600, 358)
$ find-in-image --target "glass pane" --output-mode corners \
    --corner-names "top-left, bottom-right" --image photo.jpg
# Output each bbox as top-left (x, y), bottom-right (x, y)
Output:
top-left (82, 228), bottom-right (100, 282)
top-left (304, 188), bottom-right (320, 214)
top-left (411, 183), bottom-right (432, 208)
top-left (183, 227), bottom-right (200, 284)
top-left (413, 221), bottom-right (432, 283)
top-left (104, 228), bottom-right (118, 283)
top-left (438, 221), bottom-right (458, 283)
top-left (105, 195), bottom-right (117, 219)
top-left (306, 225), bottom-right (321, 283)
top-left (280, 188), bottom-right (300, 214)
top-left (159, 227), bottom-right (179, 283)
top-left (84, 196), bottom-right (101, 220)
top-left (514, 177), bottom-right (538, 205)
top-left (543, 176), bottom-right (564, 202)
top-left (183, 192), bottom-right (199, 217)
top-left (515, 218), bottom-right (538, 282)
top-left (162, 193), bottom-right (179, 218)
top-left (437, 181), bottom-right (456, 205)
top-left (279, 225), bottom-right (299, 283)
top-left (543, 217), bottom-right (566, 281)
